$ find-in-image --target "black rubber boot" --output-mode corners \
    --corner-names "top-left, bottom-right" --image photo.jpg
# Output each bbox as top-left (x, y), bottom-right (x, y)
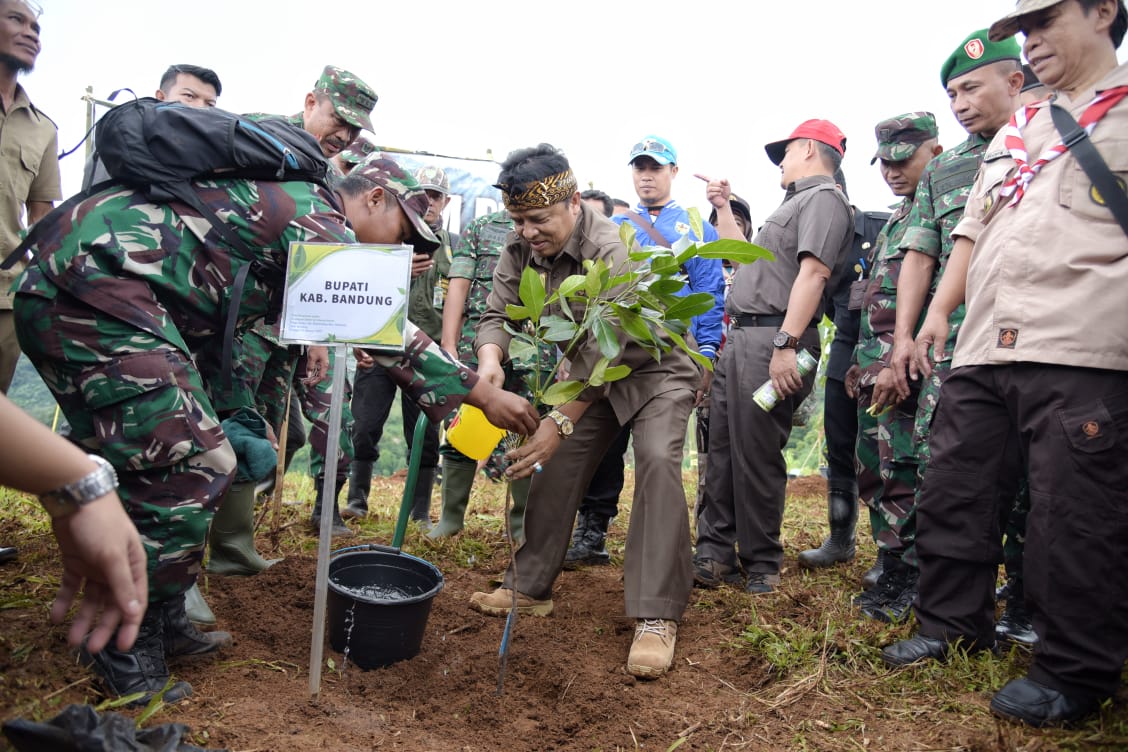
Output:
top-left (410, 466), bottom-right (436, 531)
top-left (797, 489), bottom-right (858, 569)
top-left (160, 592), bottom-right (232, 660)
top-left (81, 604), bottom-right (193, 706)
top-left (311, 476), bottom-right (354, 538)
top-left (342, 460), bottom-right (372, 520)
top-left (563, 510), bottom-right (611, 569)
top-left (861, 549), bottom-right (886, 590)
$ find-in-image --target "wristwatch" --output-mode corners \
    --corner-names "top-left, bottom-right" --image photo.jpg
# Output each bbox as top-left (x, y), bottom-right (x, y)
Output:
top-left (39, 454), bottom-right (118, 519)
top-left (546, 409), bottom-right (574, 439)
top-left (772, 330), bottom-right (799, 350)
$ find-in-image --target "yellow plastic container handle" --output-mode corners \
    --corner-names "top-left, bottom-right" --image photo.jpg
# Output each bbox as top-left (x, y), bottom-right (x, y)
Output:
top-left (446, 404), bottom-right (506, 461)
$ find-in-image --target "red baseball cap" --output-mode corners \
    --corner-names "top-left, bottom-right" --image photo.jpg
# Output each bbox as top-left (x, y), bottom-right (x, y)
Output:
top-left (765, 119), bottom-right (848, 165)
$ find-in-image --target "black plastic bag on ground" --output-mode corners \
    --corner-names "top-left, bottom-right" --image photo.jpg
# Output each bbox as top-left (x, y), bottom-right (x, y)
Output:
top-left (2, 704), bottom-right (226, 752)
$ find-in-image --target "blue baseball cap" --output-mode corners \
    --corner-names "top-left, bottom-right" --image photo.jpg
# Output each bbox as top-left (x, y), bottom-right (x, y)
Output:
top-left (628, 135), bottom-right (677, 166)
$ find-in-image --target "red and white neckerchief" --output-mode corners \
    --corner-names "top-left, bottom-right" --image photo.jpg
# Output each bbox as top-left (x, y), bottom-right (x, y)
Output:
top-left (998, 85), bottom-right (1128, 207)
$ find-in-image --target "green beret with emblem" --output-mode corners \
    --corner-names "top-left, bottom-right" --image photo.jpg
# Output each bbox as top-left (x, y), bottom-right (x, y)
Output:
top-left (313, 65), bottom-right (377, 133)
top-left (940, 29), bottom-right (1021, 87)
top-left (871, 112), bottom-right (939, 165)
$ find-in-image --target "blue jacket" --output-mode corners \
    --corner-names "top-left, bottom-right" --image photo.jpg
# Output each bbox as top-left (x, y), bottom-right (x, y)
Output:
top-left (613, 201), bottom-right (726, 360)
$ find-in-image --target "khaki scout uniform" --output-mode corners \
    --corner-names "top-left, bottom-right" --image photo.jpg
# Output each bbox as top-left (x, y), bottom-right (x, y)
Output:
top-left (0, 85), bottom-right (60, 392)
top-left (696, 175), bottom-right (853, 577)
top-left (914, 62), bottom-right (1128, 702)
top-left (476, 203), bottom-right (700, 620)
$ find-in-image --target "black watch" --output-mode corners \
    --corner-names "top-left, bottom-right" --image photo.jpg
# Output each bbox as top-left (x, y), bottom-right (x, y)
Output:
top-left (772, 330), bottom-right (799, 350)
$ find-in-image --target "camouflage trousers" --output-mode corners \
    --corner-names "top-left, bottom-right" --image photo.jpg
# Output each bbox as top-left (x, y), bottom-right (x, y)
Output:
top-left (856, 382), bottom-right (921, 563)
top-left (240, 330), bottom-right (352, 482)
top-left (14, 292), bottom-right (236, 604)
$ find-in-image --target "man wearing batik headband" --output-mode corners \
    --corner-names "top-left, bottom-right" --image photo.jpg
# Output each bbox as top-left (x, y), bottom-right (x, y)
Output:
top-left (885, 0), bottom-right (1128, 728)
top-left (468, 143), bottom-right (700, 681)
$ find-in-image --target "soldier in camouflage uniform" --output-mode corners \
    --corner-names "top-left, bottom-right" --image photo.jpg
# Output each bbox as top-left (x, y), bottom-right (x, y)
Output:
top-left (848, 113), bottom-right (942, 620)
top-left (12, 152), bottom-right (538, 704)
top-left (341, 165), bottom-right (457, 527)
top-left (874, 30), bottom-right (1024, 624)
top-left (430, 209), bottom-right (553, 540)
top-left (226, 65), bottom-right (379, 545)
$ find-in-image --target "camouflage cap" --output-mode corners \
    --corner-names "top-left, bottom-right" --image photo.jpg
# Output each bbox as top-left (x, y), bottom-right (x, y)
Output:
top-left (870, 112), bottom-right (939, 165)
top-left (414, 165), bottom-right (451, 195)
top-left (313, 65), bottom-right (377, 133)
top-left (940, 30), bottom-right (1022, 87)
top-left (338, 138), bottom-right (378, 166)
top-left (988, 0), bottom-right (1065, 41)
top-left (351, 156), bottom-right (440, 254)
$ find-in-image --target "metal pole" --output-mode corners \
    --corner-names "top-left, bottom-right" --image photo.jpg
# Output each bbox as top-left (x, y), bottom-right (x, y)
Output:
top-left (308, 343), bottom-right (347, 700)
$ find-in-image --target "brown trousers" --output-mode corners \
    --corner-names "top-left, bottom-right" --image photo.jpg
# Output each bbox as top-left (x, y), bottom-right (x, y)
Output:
top-left (503, 389), bottom-right (694, 621)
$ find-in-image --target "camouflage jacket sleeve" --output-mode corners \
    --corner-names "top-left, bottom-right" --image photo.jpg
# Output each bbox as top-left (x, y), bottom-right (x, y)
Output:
top-left (899, 159), bottom-right (942, 259)
top-left (369, 320), bottom-right (478, 422)
top-left (448, 215), bottom-right (483, 280)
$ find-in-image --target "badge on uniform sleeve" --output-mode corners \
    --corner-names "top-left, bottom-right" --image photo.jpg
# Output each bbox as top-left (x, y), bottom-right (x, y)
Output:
top-left (996, 328), bottom-right (1018, 348)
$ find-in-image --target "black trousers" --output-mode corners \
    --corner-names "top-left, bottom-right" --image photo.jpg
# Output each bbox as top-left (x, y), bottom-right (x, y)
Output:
top-left (351, 363), bottom-right (439, 469)
top-left (916, 363), bottom-right (1128, 700)
top-left (823, 376), bottom-right (858, 495)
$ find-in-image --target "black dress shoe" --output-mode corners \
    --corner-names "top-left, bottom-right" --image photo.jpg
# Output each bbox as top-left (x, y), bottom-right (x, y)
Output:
top-left (991, 677), bottom-right (1101, 727)
top-left (0, 546), bottom-right (17, 564)
top-left (882, 634), bottom-right (949, 666)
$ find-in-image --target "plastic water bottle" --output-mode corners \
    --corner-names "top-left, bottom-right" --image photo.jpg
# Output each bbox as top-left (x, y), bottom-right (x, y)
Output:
top-left (753, 349), bottom-right (818, 411)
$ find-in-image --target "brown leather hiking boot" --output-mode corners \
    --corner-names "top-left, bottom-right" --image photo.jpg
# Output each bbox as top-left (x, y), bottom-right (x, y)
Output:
top-left (627, 619), bottom-right (678, 678)
top-left (469, 587), bottom-right (553, 617)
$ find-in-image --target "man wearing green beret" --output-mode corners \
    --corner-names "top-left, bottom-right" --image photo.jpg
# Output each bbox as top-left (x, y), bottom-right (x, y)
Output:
top-left (867, 30), bottom-right (1024, 624)
top-left (846, 112), bottom-right (942, 616)
top-left (886, 0), bottom-right (1128, 727)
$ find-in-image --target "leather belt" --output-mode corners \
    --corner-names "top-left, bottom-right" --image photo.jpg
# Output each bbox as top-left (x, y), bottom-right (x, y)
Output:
top-left (730, 313), bottom-right (818, 330)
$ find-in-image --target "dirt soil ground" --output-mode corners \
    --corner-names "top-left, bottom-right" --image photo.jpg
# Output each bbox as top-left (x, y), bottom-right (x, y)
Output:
top-left (2, 474), bottom-right (1125, 751)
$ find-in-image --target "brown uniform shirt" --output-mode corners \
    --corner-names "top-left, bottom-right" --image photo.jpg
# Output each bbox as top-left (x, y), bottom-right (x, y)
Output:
top-left (0, 84), bottom-right (61, 310)
top-left (953, 62), bottom-right (1128, 371)
top-left (726, 175), bottom-right (852, 318)
top-left (476, 202), bottom-right (699, 424)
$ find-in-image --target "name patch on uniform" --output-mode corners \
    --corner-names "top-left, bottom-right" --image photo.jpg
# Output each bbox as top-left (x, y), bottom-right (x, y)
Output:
top-left (996, 328), bottom-right (1018, 349)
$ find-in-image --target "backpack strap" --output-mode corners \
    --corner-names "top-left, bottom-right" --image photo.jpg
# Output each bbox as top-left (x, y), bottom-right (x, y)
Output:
top-left (1049, 102), bottom-right (1128, 238)
top-left (0, 180), bottom-right (117, 270)
top-left (164, 181), bottom-right (285, 400)
top-left (624, 210), bottom-right (670, 248)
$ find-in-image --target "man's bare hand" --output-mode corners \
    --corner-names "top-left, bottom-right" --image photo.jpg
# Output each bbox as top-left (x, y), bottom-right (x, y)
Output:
top-left (303, 346), bottom-right (330, 386)
top-left (769, 348), bottom-right (803, 397)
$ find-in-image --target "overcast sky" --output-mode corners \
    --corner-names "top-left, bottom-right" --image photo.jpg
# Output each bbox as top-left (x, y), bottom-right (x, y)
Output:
top-left (22, 0), bottom-right (1128, 225)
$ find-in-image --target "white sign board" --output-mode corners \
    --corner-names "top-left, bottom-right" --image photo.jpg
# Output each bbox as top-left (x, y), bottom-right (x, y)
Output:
top-left (278, 242), bottom-right (411, 350)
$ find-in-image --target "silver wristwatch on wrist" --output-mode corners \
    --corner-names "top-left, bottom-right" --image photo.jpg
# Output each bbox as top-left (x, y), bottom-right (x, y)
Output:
top-left (39, 454), bottom-right (118, 519)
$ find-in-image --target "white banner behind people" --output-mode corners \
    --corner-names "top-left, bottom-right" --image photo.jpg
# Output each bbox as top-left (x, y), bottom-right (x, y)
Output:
top-left (380, 151), bottom-right (503, 234)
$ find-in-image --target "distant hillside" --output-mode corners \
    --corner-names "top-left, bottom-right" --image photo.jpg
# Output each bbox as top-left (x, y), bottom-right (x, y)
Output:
top-left (7, 356), bottom-right (61, 428)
